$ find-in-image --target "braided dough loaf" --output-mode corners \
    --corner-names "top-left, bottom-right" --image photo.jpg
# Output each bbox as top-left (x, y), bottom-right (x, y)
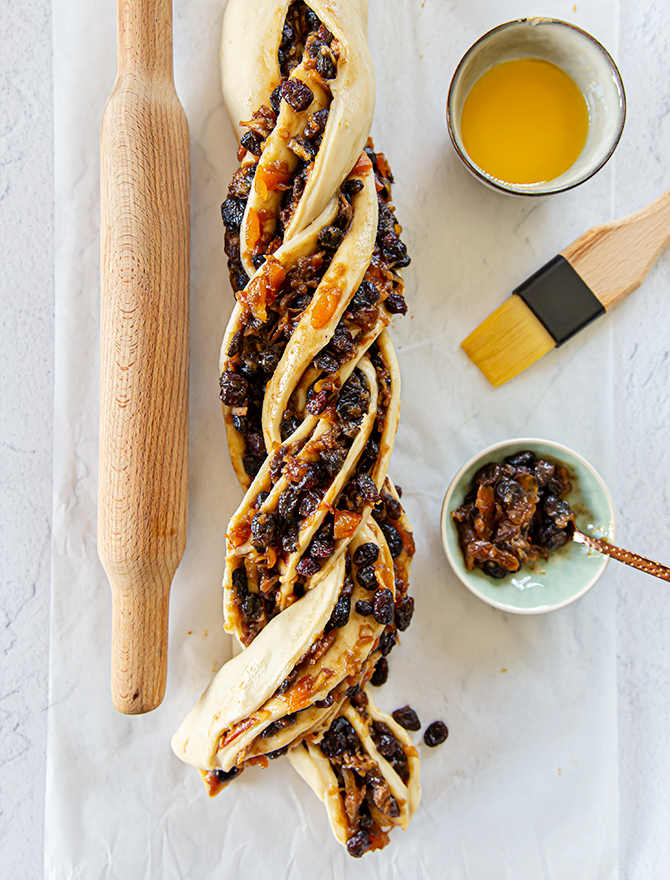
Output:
top-left (173, 0), bottom-right (418, 859)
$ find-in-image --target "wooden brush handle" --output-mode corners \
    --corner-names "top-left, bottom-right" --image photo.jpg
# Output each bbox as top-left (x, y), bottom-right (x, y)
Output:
top-left (99, 0), bottom-right (190, 714)
top-left (561, 188), bottom-right (670, 310)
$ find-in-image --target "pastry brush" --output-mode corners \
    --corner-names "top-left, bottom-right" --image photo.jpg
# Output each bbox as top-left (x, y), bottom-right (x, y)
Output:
top-left (461, 188), bottom-right (670, 386)
top-left (99, 0), bottom-right (190, 714)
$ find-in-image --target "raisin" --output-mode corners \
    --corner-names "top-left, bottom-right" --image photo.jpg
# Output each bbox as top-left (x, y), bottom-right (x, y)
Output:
top-left (355, 599), bottom-right (373, 616)
top-left (358, 438), bottom-right (380, 472)
top-left (219, 371), bottom-right (248, 406)
top-left (251, 254), bottom-right (266, 269)
top-left (280, 18), bottom-right (294, 47)
top-left (227, 333), bottom-right (242, 361)
top-left (482, 560), bottom-right (508, 579)
top-left (358, 802), bottom-right (373, 828)
top-left (544, 496), bottom-right (572, 526)
top-left (241, 592), bottom-right (263, 620)
top-left (231, 566), bottom-right (248, 596)
top-left (269, 84), bottom-right (282, 114)
top-left (313, 351), bottom-right (341, 373)
top-left (346, 829), bottom-right (371, 859)
top-left (277, 667), bottom-right (299, 695)
top-left (331, 325), bottom-right (355, 355)
top-left (343, 178), bottom-right (364, 199)
top-left (356, 565), bottom-right (378, 591)
top-left (474, 462), bottom-right (501, 486)
top-left (267, 746), bottom-right (289, 760)
top-left (282, 78), bottom-right (314, 111)
top-left (299, 492), bottom-right (320, 517)
top-left (305, 9), bottom-right (321, 31)
top-left (353, 543), bottom-right (379, 567)
top-left (385, 293), bottom-right (408, 315)
top-left (327, 593), bottom-right (350, 628)
top-left (536, 525), bottom-right (570, 552)
top-left (297, 462), bottom-right (323, 492)
top-left (303, 108), bottom-right (329, 141)
top-left (213, 767), bottom-right (239, 783)
top-left (337, 389), bottom-right (366, 422)
top-left (505, 450), bottom-right (535, 468)
top-left (317, 225), bottom-right (345, 249)
top-left (379, 630), bottom-right (396, 657)
top-left (261, 713), bottom-right (296, 738)
top-left (380, 233), bottom-right (410, 267)
top-left (296, 556), bottom-right (321, 576)
top-left (373, 589), bottom-right (394, 625)
top-left (382, 491), bottom-right (402, 521)
top-left (316, 48), bottom-right (336, 79)
top-left (361, 476), bottom-right (383, 505)
top-left (320, 730), bottom-right (346, 758)
top-left (494, 478), bottom-right (523, 505)
top-left (424, 721), bottom-right (449, 747)
top-left (232, 413), bottom-right (248, 434)
top-left (350, 280), bottom-right (380, 311)
top-left (240, 130), bottom-right (262, 155)
top-left (341, 575), bottom-right (354, 597)
top-left (281, 524), bottom-right (298, 553)
top-left (392, 705), bottom-right (421, 731)
top-left (377, 733), bottom-right (399, 757)
top-left (370, 656), bottom-right (388, 686)
top-left (250, 512), bottom-right (276, 548)
top-left (278, 486), bottom-right (300, 519)
top-left (309, 535), bottom-right (335, 558)
top-left (394, 596), bottom-right (414, 631)
top-left (280, 415), bottom-right (301, 441)
top-left (243, 455), bottom-right (263, 478)
top-left (380, 522), bottom-right (403, 558)
top-left (320, 446), bottom-right (346, 477)
top-left (306, 387), bottom-right (328, 415)
top-left (534, 459), bottom-right (555, 486)
top-left (246, 433), bottom-right (265, 458)
top-left (221, 198), bottom-right (245, 231)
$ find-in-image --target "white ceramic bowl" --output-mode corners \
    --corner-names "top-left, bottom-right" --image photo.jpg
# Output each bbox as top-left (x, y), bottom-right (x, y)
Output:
top-left (447, 18), bottom-right (626, 196)
top-left (440, 439), bottom-right (616, 614)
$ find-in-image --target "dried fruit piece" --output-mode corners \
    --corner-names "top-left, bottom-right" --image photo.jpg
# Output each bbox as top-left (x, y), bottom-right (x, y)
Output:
top-left (424, 721), bottom-right (448, 747)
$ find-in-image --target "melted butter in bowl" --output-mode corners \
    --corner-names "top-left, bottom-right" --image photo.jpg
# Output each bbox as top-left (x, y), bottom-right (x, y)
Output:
top-left (460, 58), bottom-right (589, 185)
top-left (447, 18), bottom-right (626, 196)
top-left (440, 438), bottom-right (616, 615)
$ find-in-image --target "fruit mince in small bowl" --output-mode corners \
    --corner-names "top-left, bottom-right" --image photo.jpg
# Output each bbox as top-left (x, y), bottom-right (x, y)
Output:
top-left (440, 439), bottom-right (616, 614)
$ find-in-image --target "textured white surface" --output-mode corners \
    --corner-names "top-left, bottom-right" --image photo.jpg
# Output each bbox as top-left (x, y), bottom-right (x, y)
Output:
top-left (0, 1), bottom-right (668, 878)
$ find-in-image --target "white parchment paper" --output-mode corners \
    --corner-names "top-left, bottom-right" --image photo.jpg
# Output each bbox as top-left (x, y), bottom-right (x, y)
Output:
top-left (48, 1), bottom-right (620, 877)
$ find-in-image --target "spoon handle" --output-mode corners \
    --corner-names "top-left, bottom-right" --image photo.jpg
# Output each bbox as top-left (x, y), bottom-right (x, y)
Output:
top-left (573, 530), bottom-right (670, 582)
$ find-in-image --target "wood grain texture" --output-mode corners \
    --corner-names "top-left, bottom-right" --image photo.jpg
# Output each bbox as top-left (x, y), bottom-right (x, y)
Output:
top-left (561, 188), bottom-right (670, 310)
top-left (99, 0), bottom-right (190, 714)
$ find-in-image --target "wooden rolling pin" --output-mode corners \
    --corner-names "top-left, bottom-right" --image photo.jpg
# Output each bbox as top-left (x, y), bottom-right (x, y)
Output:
top-left (99, 0), bottom-right (190, 714)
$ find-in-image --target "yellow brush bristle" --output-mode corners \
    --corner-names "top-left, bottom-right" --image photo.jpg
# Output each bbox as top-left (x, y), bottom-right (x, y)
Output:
top-left (461, 295), bottom-right (555, 387)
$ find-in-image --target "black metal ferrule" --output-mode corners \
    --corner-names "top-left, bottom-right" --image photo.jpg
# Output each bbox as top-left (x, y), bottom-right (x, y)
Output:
top-left (514, 255), bottom-right (606, 347)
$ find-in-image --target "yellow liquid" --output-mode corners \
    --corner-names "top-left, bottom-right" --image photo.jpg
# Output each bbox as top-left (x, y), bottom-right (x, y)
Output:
top-left (460, 58), bottom-right (589, 185)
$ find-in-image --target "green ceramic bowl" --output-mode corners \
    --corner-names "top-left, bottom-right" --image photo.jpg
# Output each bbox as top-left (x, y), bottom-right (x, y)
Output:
top-left (440, 438), bottom-right (616, 614)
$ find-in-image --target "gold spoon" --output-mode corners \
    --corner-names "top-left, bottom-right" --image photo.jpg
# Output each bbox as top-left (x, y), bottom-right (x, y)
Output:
top-left (572, 529), bottom-right (670, 583)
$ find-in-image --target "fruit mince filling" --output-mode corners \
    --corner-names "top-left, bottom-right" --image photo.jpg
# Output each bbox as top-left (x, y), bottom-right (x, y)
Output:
top-left (319, 713), bottom-right (400, 858)
top-left (220, 191), bottom-right (355, 478)
top-left (369, 720), bottom-right (410, 784)
top-left (221, 2), bottom-right (339, 290)
top-left (228, 370), bottom-right (374, 631)
top-left (451, 450), bottom-right (576, 579)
